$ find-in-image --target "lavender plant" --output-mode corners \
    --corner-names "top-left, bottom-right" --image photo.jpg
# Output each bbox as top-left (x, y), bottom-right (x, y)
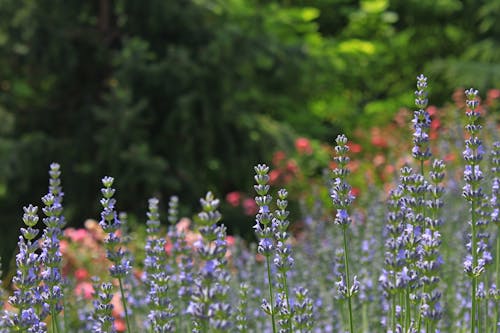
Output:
top-left (1, 74), bottom-right (500, 333)
top-left (253, 164), bottom-right (278, 333)
top-left (5, 205), bottom-right (47, 332)
top-left (143, 198), bottom-right (174, 332)
top-left (462, 88), bottom-right (490, 333)
top-left (188, 192), bottom-right (231, 331)
top-left (99, 176), bottom-right (132, 332)
top-left (330, 134), bottom-right (358, 333)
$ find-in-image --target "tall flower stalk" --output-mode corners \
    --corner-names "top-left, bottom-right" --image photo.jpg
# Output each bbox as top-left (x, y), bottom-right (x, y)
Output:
top-left (6, 205), bottom-right (47, 333)
top-left (39, 163), bottom-right (66, 333)
top-left (490, 141), bottom-right (500, 332)
top-left (330, 134), bottom-right (358, 333)
top-left (144, 198), bottom-right (174, 332)
top-left (412, 74), bottom-right (432, 175)
top-left (188, 192), bottom-right (231, 332)
top-left (253, 164), bottom-right (277, 333)
top-left (273, 189), bottom-right (295, 332)
top-left (462, 88), bottom-right (488, 333)
top-left (99, 176), bottom-right (132, 332)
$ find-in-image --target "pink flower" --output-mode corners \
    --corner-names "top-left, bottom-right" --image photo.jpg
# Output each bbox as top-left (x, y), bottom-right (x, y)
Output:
top-left (269, 169), bottom-right (281, 185)
top-left (286, 160), bottom-right (299, 174)
top-left (74, 281), bottom-right (94, 300)
top-left (65, 228), bottom-right (89, 242)
top-left (347, 142), bottom-right (362, 153)
top-left (242, 198), bottom-right (258, 216)
top-left (272, 151), bottom-right (287, 166)
top-left (295, 137), bottom-right (313, 155)
top-left (74, 268), bottom-right (89, 281)
top-left (225, 235), bottom-right (236, 247)
top-left (488, 88), bottom-right (500, 100)
top-left (225, 191), bottom-right (241, 207)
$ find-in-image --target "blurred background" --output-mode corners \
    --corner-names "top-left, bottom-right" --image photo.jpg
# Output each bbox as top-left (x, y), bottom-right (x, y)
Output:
top-left (0, 0), bottom-right (499, 271)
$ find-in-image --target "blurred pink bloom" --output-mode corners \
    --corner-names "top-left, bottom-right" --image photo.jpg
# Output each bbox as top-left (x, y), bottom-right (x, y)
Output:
top-left (488, 88), bottom-right (500, 100)
top-left (176, 218), bottom-right (191, 233)
top-left (242, 198), bottom-right (258, 216)
top-left (165, 240), bottom-right (173, 255)
top-left (286, 160), bottom-right (299, 174)
top-left (347, 142), bottom-right (362, 153)
top-left (226, 235), bottom-right (235, 247)
top-left (65, 228), bottom-right (89, 242)
top-left (269, 169), bottom-right (281, 185)
top-left (272, 150), bottom-right (286, 166)
top-left (225, 191), bottom-right (241, 207)
top-left (74, 268), bottom-right (89, 281)
top-left (115, 319), bottom-right (126, 332)
top-left (74, 281), bottom-right (94, 300)
top-left (295, 137), bottom-right (313, 155)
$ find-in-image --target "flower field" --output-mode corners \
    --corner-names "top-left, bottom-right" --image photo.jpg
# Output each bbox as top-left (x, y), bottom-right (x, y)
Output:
top-left (0, 75), bottom-right (499, 332)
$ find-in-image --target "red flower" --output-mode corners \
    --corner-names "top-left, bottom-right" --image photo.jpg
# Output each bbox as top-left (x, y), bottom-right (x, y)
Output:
top-left (295, 137), bottom-right (313, 155)
top-left (74, 268), bottom-right (89, 281)
top-left (347, 142), bottom-right (362, 153)
top-left (226, 235), bottom-right (236, 247)
top-left (225, 191), bottom-right (241, 207)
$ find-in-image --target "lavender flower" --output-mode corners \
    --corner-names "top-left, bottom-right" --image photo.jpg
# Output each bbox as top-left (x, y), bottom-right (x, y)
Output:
top-left (39, 192), bottom-right (65, 328)
top-left (330, 134), bottom-right (357, 333)
top-left (144, 197), bottom-right (174, 332)
top-left (99, 176), bottom-right (132, 332)
top-left (253, 164), bottom-right (277, 332)
top-left (272, 189), bottom-right (294, 332)
top-left (462, 88), bottom-right (490, 333)
top-left (89, 281), bottom-right (116, 333)
top-left (188, 192), bottom-right (232, 331)
top-left (5, 205), bottom-right (47, 332)
top-left (412, 74), bottom-right (432, 164)
top-left (292, 287), bottom-right (314, 333)
top-left (167, 197), bottom-right (194, 330)
top-left (235, 283), bottom-right (249, 332)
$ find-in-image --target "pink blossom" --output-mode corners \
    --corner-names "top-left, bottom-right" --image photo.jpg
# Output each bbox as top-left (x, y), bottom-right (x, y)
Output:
top-left (242, 198), bottom-right (258, 216)
top-left (74, 268), bottom-right (89, 281)
top-left (225, 191), bottom-right (241, 207)
top-left (295, 137), bottom-right (313, 155)
top-left (74, 281), bottom-right (94, 300)
top-left (65, 228), bottom-right (89, 242)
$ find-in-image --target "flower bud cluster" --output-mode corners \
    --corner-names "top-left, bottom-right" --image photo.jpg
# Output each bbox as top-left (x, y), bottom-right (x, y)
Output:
top-left (462, 89), bottom-right (490, 277)
top-left (188, 192), bottom-right (231, 330)
top-left (144, 197), bottom-right (174, 332)
top-left (99, 177), bottom-right (131, 280)
top-left (412, 74), bottom-right (432, 161)
top-left (5, 205), bottom-right (47, 332)
top-left (330, 135), bottom-right (355, 226)
top-left (253, 164), bottom-right (275, 256)
top-left (89, 281), bottom-right (116, 333)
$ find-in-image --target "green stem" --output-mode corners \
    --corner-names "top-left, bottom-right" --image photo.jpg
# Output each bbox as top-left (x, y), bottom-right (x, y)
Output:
top-left (391, 293), bottom-right (397, 333)
top-left (118, 278), bottom-right (132, 332)
top-left (342, 226), bottom-right (354, 333)
top-left (471, 199), bottom-right (478, 333)
top-left (50, 303), bottom-right (60, 333)
top-left (266, 255), bottom-right (277, 333)
top-left (405, 287), bottom-right (411, 332)
top-left (282, 274), bottom-right (293, 332)
top-left (496, 231), bottom-right (500, 333)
